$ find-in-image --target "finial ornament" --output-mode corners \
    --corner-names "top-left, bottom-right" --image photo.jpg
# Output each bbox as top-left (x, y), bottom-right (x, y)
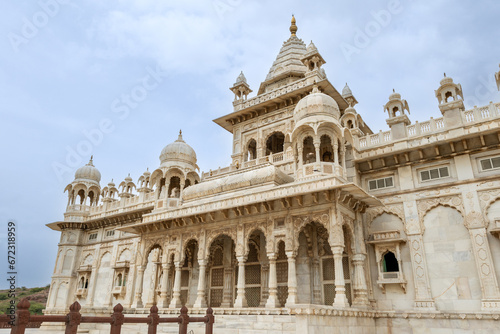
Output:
top-left (290, 15), bottom-right (298, 36)
top-left (177, 129), bottom-right (184, 141)
top-left (444, 72), bottom-right (446, 77)
top-left (393, 88), bottom-right (395, 93)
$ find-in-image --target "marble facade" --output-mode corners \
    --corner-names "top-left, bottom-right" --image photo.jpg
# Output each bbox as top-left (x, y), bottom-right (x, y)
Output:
top-left (44, 17), bottom-right (500, 333)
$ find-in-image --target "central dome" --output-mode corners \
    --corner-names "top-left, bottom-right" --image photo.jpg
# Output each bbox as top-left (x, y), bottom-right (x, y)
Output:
top-left (293, 85), bottom-right (340, 124)
top-left (159, 131), bottom-right (197, 168)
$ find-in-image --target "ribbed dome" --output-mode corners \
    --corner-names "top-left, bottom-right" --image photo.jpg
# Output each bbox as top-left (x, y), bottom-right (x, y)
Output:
top-left (389, 90), bottom-right (401, 101)
top-left (75, 157), bottom-right (101, 183)
top-left (294, 86), bottom-right (340, 123)
top-left (160, 131), bottom-right (197, 167)
top-left (440, 76), bottom-right (454, 86)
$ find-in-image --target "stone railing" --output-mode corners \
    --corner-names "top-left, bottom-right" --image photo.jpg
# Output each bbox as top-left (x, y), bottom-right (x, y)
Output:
top-left (358, 101), bottom-right (500, 150)
top-left (297, 162), bottom-right (343, 179)
top-left (66, 204), bottom-right (90, 213)
top-left (202, 152), bottom-right (292, 180)
top-left (232, 77), bottom-right (310, 111)
top-left (406, 116), bottom-right (445, 137)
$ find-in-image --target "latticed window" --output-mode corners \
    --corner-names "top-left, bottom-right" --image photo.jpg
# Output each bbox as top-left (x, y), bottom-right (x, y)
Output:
top-left (209, 246), bottom-right (224, 307)
top-left (245, 242), bottom-right (261, 307)
top-left (322, 257), bottom-right (335, 305)
top-left (276, 241), bottom-right (288, 307)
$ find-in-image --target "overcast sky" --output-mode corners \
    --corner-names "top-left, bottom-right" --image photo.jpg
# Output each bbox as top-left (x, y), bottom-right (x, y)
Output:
top-left (0, 1), bottom-right (499, 289)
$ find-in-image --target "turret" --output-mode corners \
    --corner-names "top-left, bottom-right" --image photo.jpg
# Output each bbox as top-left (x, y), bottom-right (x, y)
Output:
top-left (384, 90), bottom-right (411, 140)
top-left (301, 41), bottom-right (326, 79)
top-left (64, 157), bottom-right (101, 210)
top-left (434, 74), bottom-right (464, 127)
top-left (230, 71), bottom-right (252, 101)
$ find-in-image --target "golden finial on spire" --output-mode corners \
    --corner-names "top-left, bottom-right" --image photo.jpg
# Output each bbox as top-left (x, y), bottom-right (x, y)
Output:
top-left (290, 15), bottom-right (298, 36)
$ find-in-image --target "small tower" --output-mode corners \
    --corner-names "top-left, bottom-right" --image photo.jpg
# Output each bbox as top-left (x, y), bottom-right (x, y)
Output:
top-left (301, 41), bottom-right (326, 78)
top-left (342, 83), bottom-right (358, 108)
top-left (64, 157), bottom-right (101, 210)
top-left (384, 90), bottom-right (411, 140)
top-left (496, 64), bottom-right (500, 91)
top-left (118, 174), bottom-right (136, 198)
top-left (230, 71), bottom-right (252, 101)
top-left (101, 180), bottom-right (118, 203)
top-left (435, 74), bottom-right (464, 127)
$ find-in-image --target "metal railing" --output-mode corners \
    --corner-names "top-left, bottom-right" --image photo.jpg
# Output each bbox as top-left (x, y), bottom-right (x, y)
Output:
top-left (2, 298), bottom-right (214, 334)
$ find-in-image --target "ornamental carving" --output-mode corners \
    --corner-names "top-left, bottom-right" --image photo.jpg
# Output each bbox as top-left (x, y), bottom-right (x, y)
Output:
top-left (478, 188), bottom-right (500, 217)
top-left (293, 211), bottom-right (330, 235)
top-left (417, 195), bottom-right (464, 222)
top-left (365, 204), bottom-right (405, 228)
top-left (206, 227), bottom-right (237, 252)
top-left (464, 211), bottom-right (487, 229)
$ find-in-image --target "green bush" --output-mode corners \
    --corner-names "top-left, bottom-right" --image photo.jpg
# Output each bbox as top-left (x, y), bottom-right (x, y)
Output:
top-left (29, 287), bottom-right (44, 294)
top-left (0, 293), bottom-right (8, 301)
top-left (29, 302), bottom-right (45, 315)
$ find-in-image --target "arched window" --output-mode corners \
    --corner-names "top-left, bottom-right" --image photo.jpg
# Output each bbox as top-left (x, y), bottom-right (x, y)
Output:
top-left (266, 132), bottom-right (284, 156)
top-left (77, 189), bottom-right (85, 205)
top-left (168, 176), bottom-right (180, 198)
top-left (320, 135), bottom-right (333, 162)
top-left (445, 91), bottom-right (453, 102)
top-left (247, 139), bottom-right (257, 161)
top-left (184, 179), bottom-right (191, 189)
top-left (302, 136), bottom-right (315, 163)
top-left (346, 119), bottom-right (354, 129)
top-left (382, 251), bottom-right (399, 272)
top-left (79, 277), bottom-right (85, 288)
top-left (116, 273), bottom-right (122, 287)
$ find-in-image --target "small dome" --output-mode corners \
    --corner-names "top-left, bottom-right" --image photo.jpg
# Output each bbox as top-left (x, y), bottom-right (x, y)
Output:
top-left (440, 74), bottom-right (454, 86)
top-left (294, 85), bottom-right (340, 123)
top-left (75, 157), bottom-right (101, 183)
top-left (143, 169), bottom-right (151, 177)
top-left (342, 83), bottom-right (352, 97)
top-left (389, 90), bottom-right (401, 101)
top-left (107, 180), bottom-right (115, 187)
top-left (160, 130), bottom-right (197, 167)
top-left (124, 174), bottom-right (133, 182)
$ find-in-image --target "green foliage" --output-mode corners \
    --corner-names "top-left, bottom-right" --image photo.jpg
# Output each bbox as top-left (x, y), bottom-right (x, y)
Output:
top-left (29, 287), bottom-right (44, 294)
top-left (29, 302), bottom-right (45, 315)
top-left (0, 293), bottom-right (8, 301)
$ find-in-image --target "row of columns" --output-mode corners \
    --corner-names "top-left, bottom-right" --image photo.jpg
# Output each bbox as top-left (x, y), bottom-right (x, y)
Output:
top-left (130, 248), bottom-right (366, 309)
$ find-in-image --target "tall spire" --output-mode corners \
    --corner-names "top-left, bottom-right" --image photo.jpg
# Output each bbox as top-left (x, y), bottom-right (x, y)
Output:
top-left (290, 15), bottom-right (298, 36)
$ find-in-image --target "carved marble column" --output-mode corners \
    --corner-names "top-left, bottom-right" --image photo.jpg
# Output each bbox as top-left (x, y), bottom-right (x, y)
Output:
top-left (333, 142), bottom-right (339, 166)
top-left (351, 253), bottom-right (369, 307)
top-left (313, 140), bottom-right (320, 163)
top-left (169, 262), bottom-right (182, 308)
top-left (132, 265), bottom-right (145, 308)
top-left (234, 256), bottom-right (247, 308)
top-left (403, 200), bottom-right (436, 309)
top-left (311, 257), bottom-right (322, 304)
top-left (298, 144), bottom-right (303, 167)
top-left (193, 259), bottom-right (207, 308)
top-left (332, 246), bottom-right (349, 307)
top-left (260, 263), bottom-right (269, 307)
top-left (266, 253), bottom-right (278, 308)
top-left (158, 264), bottom-right (170, 308)
top-left (285, 251), bottom-right (297, 306)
